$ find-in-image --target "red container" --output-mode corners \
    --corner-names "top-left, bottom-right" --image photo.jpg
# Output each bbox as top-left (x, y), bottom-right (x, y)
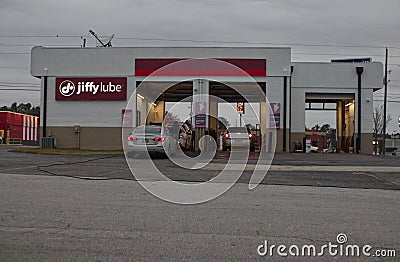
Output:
top-left (0, 111), bottom-right (39, 143)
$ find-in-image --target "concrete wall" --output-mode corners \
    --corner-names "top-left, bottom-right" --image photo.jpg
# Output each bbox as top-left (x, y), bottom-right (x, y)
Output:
top-left (43, 126), bottom-right (122, 150)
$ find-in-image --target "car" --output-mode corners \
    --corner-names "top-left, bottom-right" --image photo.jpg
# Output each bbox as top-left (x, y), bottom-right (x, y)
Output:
top-left (306, 145), bottom-right (319, 153)
top-left (126, 125), bottom-right (177, 156)
top-left (322, 147), bottom-right (336, 153)
top-left (392, 150), bottom-right (400, 156)
top-left (222, 127), bottom-right (255, 151)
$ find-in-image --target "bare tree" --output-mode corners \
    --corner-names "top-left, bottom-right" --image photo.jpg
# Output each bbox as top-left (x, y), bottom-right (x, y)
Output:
top-left (373, 104), bottom-right (392, 135)
top-left (373, 104), bottom-right (392, 152)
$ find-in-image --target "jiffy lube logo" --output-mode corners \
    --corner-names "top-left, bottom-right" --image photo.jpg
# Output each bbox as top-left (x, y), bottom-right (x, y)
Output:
top-left (123, 58), bottom-right (277, 204)
top-left (56, 77), bottom-right (127, 101)
top-left (59, 80), bottom-right (75, 97)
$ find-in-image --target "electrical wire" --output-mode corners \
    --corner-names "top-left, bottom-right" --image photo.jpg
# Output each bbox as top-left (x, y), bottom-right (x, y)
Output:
top-left (0, 34), bottom-right (400, 49)
top-left (0, 66), bottom-right (29, 69)
top-left (0, 81), bottom-right (40, 85)
top-left (0, 88), bottom-right (40, 91)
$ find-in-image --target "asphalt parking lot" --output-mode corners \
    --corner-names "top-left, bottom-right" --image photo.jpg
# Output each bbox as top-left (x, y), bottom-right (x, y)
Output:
top-left (1, 145), bottom-right (399, 191)
top-left (1, 145), bottom-right (399, 261)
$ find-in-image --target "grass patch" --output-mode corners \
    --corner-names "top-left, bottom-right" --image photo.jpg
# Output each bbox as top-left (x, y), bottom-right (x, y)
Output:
top-left (11, 147), bottom-right (124, 155)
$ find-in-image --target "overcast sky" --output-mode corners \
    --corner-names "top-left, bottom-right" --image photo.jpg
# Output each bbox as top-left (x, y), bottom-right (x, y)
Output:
top-left (1, 0), bottom-right (399, 132)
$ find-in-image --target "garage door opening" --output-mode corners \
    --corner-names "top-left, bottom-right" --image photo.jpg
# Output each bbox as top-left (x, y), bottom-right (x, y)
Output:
top-left (305, 96), bottom-right (355, 153)
top-left (210, 82), bottom-right (265, 152)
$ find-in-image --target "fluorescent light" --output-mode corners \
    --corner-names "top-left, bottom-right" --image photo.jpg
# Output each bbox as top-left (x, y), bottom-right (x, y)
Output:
top-left (151, 102), bottom-right (157, 107)
top-left (137, 94), bottom-right (144, 99)
top-left (345, 102), bottom-right (353, 107)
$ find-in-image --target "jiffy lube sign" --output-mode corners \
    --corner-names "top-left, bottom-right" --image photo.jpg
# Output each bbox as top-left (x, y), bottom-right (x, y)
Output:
top-left (55, 77), bottom-right (127, 100)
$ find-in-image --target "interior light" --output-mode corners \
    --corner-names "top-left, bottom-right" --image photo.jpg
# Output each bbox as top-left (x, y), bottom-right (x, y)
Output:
top-left (137, 94), bottom-right (144, 99)
top-left (151, 102), bottom-right (157, 107)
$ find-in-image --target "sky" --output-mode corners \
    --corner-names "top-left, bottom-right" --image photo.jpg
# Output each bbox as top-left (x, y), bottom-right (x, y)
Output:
top-left (0, 0), bottom-right (399, 133)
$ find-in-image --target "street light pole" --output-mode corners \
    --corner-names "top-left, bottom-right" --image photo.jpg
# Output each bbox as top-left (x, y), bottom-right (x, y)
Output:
top-left (383, 47), bottom-right (388, 155)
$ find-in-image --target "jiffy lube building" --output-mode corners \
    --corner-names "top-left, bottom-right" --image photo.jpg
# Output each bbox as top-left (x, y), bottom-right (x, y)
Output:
top-left (30, 46), bottom-right (383, 153)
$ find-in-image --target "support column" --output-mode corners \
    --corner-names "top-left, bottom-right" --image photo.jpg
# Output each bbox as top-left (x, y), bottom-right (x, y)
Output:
top-left (260, 99), bottom-right (267, 152)
top-left (283, 76), bottom-right (287, 151)
top-left (42, 76), bottom-right (47, 138)
top-left (209, 97), bottom-right (218, 132)
top-left (193, 79), bottom-right (209, 152)
top-left (356, 67), bottom-right (363, 154)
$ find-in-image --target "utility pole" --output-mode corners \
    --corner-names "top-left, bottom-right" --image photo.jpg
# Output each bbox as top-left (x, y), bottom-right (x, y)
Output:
top-left (383, 47), bottom-right (388, 155)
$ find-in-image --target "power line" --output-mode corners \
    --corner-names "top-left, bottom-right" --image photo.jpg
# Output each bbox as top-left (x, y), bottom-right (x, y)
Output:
top-left (0, 66), bottom-right (29, 69)
top-left (0, 52), bottom-right (30, 55)
top-left (0, 81), bottom-right (39, 84)
top-left (373, 99), bottom-right (400, 103)
top-left (0, 35), bottom-right (79, 38)
top-left (374, 94), bottom-right (400, 97)
top-left (0, 84), bottom-right (40, 88)
top-left (114, 36), bottom-right (400, 50)
top-left (0, 43), bottom-right (78, 47)
top-left (0, 35), bottom-right (400, 49)
top-left (0, 88), bottom-right (40, 91)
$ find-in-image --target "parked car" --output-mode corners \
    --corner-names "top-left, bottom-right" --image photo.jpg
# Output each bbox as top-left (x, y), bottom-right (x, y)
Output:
top-left (322, 147), bottom-right (336, 153)
top-left (306, 145), bottom-right (319, 153)
top-left (222, 127), bottom-right (255, 151)
top-left (126, 125), bottom-right (176, 156)
top-left (392, 150), bottom-right (400, 156)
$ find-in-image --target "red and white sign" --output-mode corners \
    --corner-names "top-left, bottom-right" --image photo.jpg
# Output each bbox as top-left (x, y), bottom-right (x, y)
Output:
top-left (237, 102), bottom-right (245, 114)
top-left (56, 77), bottom-right (127, 101)
top-left (122, 109), bottom-right (133, 127)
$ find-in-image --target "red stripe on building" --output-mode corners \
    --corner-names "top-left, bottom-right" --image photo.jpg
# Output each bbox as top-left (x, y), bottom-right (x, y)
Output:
top-left (135, 58), bottom-right (266, 76)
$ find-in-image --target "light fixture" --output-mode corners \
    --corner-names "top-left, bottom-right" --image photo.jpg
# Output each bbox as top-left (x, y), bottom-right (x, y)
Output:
top-left (137, 94), bottom-right (144, 99)
top-left (345, 102), bottom-right (353, 107)
top-left (151, 102), bottom-right (157, 107)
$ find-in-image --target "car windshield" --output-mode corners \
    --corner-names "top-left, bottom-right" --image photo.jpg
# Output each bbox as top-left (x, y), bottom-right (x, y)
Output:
top-left (133, 126), bottom-right (162, 135)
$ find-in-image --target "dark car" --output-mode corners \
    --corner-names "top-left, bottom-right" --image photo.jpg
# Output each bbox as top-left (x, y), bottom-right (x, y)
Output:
top-left (222, 127), bottom-right (255, 151)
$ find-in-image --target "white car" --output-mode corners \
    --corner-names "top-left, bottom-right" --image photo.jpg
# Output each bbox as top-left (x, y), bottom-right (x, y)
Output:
top-left (126, 125), bottom-right (177, 156)
top-left (306, 145), bottom-right (319, 153)
top-left (392, 150), bottom-right (400, 156)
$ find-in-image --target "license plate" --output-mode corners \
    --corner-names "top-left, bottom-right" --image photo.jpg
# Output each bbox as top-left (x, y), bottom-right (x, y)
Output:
top-left (232, 139), bottom-right (247, 144)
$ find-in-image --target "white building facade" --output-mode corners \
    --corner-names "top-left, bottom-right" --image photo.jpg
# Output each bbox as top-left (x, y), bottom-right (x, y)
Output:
top-left (31, 46), bottom-right (382, 153)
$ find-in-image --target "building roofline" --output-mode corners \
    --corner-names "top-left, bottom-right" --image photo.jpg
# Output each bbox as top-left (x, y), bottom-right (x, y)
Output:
top-left (32, 45), bottom-right (291, 50)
